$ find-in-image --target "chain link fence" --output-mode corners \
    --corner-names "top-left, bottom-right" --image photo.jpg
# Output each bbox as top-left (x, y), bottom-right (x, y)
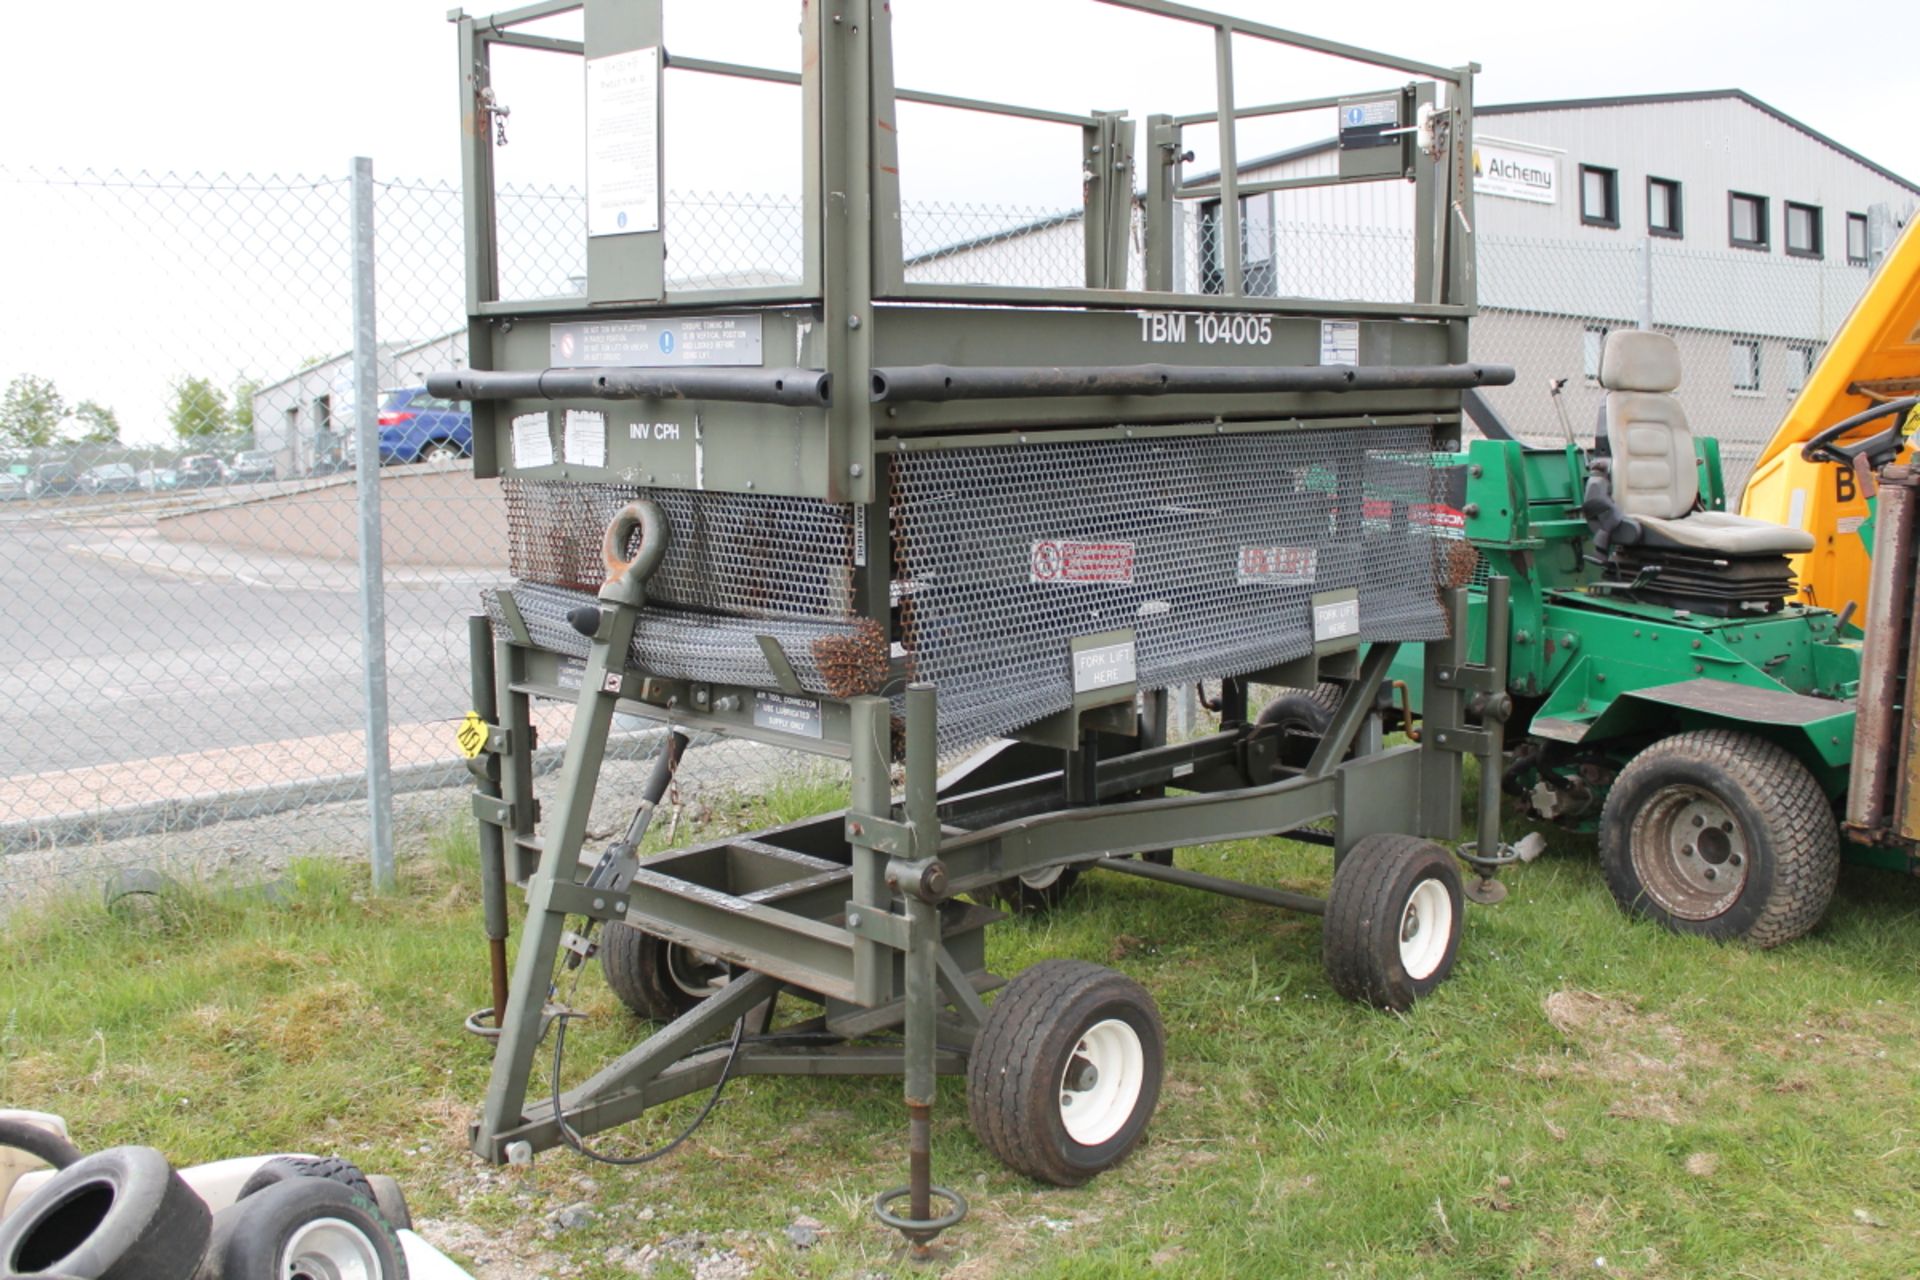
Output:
top-left (0, 164), bottom-right (1883, 905)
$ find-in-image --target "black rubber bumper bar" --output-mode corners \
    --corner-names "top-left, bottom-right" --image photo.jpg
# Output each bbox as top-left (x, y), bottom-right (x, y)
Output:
top-left (869, 362), bottom-right (1515, 403)
top-left (426, 367), bottom-right (833, 408)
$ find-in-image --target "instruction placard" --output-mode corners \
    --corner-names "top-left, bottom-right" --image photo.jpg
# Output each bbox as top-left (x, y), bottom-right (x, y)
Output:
top-left (585, 47), bottom-right (661, 238)
top-left (550, 315), bottom-right (764, 368)
top-left (563, 410), bottom-right (607, 468)
top-left (753, 691), bottom-right (823, 739)
top-left (511, 412), bottom-right (555, 469)
top-left (1319, 320), bottom-right (1359, 367)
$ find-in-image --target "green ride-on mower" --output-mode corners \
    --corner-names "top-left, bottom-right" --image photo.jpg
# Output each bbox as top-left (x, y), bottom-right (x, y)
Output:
top-left (1376, 329), bottom-right (1920, 946)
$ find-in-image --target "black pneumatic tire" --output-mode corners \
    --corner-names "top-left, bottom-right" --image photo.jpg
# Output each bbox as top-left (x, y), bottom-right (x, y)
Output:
top-left (198, 1177), bottom-right (407, 1280)
top-left (236, 1155), bottom-right (375, 1208)
top-left (600, 921), bottom-right (725, 1021)
top-left (1600, 730), bottom-right (1839, 948)
top-left (0, 1146), bottom-right (210, 1280)
top-left (1323, 833), bottom-right (1465, 1012)
top-left (365, 1175), bottom-right (414, 1232)
top-left (966, 959), bottom-right (1165, 1187)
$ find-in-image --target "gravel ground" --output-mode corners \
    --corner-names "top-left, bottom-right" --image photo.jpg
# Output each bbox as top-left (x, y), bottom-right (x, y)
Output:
top-left (0, 731), bottom-right (842, 916)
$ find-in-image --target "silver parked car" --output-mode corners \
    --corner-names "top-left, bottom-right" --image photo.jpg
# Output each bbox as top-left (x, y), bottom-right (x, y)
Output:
top-left (0, 473), bottom-right (26, 501)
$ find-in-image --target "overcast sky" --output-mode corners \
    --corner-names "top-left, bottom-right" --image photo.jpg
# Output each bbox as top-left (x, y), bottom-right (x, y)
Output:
top-left (5, 0), bottom-right (1916, 187)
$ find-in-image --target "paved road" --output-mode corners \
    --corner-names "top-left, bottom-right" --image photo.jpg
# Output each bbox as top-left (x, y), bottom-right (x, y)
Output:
top-left (0, 499), bottom-right (493, 787)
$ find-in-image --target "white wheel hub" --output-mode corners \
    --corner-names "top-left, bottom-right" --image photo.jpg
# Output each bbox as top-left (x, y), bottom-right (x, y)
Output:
top-left (283, 1216), bottom-right (383, 1280)
top-left (1398, 877), bottom-right (1453, 980)
top-left (1057, 1018), bottom-right (1145, 1146)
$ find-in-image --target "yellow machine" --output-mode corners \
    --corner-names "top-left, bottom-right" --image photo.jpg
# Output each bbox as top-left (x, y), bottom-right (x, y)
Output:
top-left (1742, 217), bottom-right (1920, 615)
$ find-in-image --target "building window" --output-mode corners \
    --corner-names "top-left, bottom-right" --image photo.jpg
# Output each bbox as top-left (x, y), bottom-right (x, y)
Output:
top-left (1730, 339), bottom-right (1762, 392)
top-left (1199, 194), bottom-right (1277, 297)
top-left (1580, 165), bottom-right (1619, 228)
top-left (1847, 212), bottom-right (1870, 265)
top-left (1785, 344), bottom-right (1819, 394)
top-left (1729, 192), bottom-right (1769, 250)
top-left (1648, 177), bottom-right (1682, 237)
top-left (1785, 202), bottom-right (1823, 259)
top-left (1583, 325), bottom-right (1609, 386)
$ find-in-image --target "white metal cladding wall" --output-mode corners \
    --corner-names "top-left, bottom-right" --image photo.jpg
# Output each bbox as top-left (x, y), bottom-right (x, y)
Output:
top-left (1472, 98), bottom-right (1918, 250)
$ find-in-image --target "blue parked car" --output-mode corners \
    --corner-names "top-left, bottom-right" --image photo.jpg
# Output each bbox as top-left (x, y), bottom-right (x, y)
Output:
top-left (377, 387), bottom-right (472, 464)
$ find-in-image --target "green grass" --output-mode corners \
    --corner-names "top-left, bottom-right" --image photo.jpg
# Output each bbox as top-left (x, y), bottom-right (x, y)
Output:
top-left (7, 789), bottom-right (1920, 1279)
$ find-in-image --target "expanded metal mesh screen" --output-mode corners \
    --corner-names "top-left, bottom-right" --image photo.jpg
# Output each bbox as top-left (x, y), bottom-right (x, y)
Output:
top-left (504, 478), bottom-right (858, 621)
top-left (892, 427), bottom-right (1450, 749)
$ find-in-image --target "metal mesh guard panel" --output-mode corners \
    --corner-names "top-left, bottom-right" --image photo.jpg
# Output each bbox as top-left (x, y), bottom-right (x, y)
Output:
top-left (504, 479), bottom-right (858, 622)
top-left (487, 582), bottom-right (878, 696)
top-left (892, 427), bottom-right (1450, 750)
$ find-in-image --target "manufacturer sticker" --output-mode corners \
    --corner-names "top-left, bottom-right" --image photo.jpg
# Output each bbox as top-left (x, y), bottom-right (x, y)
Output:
top-left (1313, 596), bottom-right (1361, 643)
top-left (556, 657), bottom-right (587, 691)
top-left (550, 315), bottom-right (764, 368)
top-left (1032, 540), bottom-right (1136, 584)
top-left (753, 691), bottom-right (823, 739)
top-left (1072, 638), bottom-right (1138, 695)
top-left (1412, 504), bottom-right (1466, 530)
top-left (1236, 545), bottom-right (1317, 585)
top-left (1319, 319), bottom-right (1359, 367)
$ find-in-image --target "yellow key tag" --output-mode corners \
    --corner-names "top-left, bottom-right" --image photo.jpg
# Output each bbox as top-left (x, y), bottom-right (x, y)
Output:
top-left (456, 711), bottom-right (489, 759)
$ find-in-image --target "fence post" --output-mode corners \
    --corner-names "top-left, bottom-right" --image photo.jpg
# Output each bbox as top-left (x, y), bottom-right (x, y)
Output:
top-left (351, 155), bottom-right (396, 892)
top-left (1638, 235), bottom-right (1655, 330)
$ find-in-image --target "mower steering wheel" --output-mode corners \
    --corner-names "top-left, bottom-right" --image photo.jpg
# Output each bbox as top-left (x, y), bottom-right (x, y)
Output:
top-left (1800, 396), bottom-right (1920, 470)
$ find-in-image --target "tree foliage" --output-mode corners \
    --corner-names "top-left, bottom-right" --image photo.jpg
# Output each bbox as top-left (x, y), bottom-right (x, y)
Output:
top-left (231, 377), bottom-right (260, 431)
top-left (73, 400), bottom-right (122, 444)
top-left (170, 375), bottom-right (231, 439)
top-left (0, 374), bottom-right (66, 449)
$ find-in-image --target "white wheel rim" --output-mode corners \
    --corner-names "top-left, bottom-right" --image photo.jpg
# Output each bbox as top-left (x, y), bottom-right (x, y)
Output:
top-left (1057, 1018), bottom-right (1145, 1146)
top-left (1019, 865), bottom-right (1066, 890)
top-left (282, 1217), bottom-right (383, 1280)
top-left (1398, 877), bottom-right (1453, 980)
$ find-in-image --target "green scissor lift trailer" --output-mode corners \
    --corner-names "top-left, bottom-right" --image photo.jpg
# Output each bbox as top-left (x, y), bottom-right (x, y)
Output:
top-left (437, 0), bottom-right (1518, 1250)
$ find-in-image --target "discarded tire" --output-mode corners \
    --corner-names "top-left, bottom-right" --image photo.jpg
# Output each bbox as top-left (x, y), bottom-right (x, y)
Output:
top-left (600, 921), bottom-right (728, 1020)
top-left (197, 1177), bottom-right (407, 1280)
top-left (0, 1145), bottom-right (210, 1280)
top-left (1600, 729), bottom-right (1839, 948)
top-left (967, 959), bottom-right (1164, 1187)
top-left (0, 1116), bottom-right (84, 1171)
top-left (1323, 832), bottom-right (1464, 1011)
top-left (236, 1154), bottom-right (375, 1208)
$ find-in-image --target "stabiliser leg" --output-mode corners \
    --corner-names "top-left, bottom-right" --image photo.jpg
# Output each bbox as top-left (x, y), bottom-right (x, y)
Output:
top-left (474, 502), bottom-right (665, 1158)
top-left (869, 683), bottom-right (967, 1253)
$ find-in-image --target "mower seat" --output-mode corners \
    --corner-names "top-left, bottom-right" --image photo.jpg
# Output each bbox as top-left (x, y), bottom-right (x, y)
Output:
top-left (1584, 330), bottom-right (1814, 557)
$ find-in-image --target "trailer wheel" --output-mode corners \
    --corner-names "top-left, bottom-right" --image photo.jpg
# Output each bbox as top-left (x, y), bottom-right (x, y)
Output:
top-left (1259, 684), bottom-right (1352, 771)
top-left (600, 921), bottom-right (727, 1021)
top-left (989, 864), bottom-right (1083, 914)
top-left (1600, 730), bottom-right (1838, 948)
top-left (966, 959), bottom-right (1164, 1186)
top-left (1323, 834), bottom-right (1464, 1011)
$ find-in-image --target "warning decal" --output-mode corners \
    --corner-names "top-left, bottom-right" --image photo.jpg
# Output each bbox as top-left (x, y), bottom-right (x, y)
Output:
top-left (1236, 545), bottom-right (1317, 585)
top-left (1031, 540), bottom-right (1136, 584)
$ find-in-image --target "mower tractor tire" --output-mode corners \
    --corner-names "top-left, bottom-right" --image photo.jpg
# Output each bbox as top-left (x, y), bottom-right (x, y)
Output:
top-left (600, 921), bottom-right (728, 1021)
top-left (1323, 833), bottom-right (1464, 1011)
top-left (0, 1146), bottom-right (210, 1280)
top-left (967, 959), bottom-right (1165, 1187)
top-left (197, 1177), bottom-right (406, 1280)
top-left (1600, 729), bottom-right (1838, 948)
